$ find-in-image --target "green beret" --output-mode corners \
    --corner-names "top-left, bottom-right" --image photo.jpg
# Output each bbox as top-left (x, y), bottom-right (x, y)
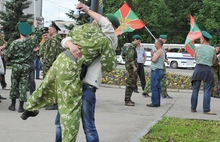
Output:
top-left (105, 14), bottom-right (120, 28)
top-left (159, 34), bottom-right (167, 39)
top-left (18, 22), bottom-right (32, 36)
top-left (202, 30), bottom-right (212, 39)
top-left (132, 34), bottom-right (142, 40)
top-left (50, 21), bottom-right (61, 31)
top-left (41, 27), bottom-right (49, 34)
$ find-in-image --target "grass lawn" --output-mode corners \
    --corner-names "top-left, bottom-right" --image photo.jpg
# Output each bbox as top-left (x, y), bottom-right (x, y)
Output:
top-left (140, 117), bottom-right (220, 142)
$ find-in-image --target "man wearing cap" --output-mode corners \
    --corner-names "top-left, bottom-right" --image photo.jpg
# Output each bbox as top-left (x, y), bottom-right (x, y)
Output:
top-left (21, 2), bottom-right (119, 142)
top-left (191, 30), bottom-right (216, 115)
top-left (5, 21), bottom-right (41, 112)
top-left (159, 34), bottom-right (172, 99)
top-left (44, 22), bottom-right (65, 110)
top-left (124, 35), bottom-right (141, 106)
top-left (39, 27), bottom-right (50, 66)
top-left (133, 35), bottom-right (146, 94)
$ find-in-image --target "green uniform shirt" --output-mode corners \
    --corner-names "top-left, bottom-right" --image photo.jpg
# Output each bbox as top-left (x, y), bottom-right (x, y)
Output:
top-left (124, 43), bottom-right (137, 70)
top-left (67, 23), bottom-right (117, 72)
top-left (43, 34), bottom-right (65, 68)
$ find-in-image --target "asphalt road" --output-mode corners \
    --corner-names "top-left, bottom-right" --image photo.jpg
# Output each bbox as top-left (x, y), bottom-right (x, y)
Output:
top-left (117, 64), bottom-right (194, 76)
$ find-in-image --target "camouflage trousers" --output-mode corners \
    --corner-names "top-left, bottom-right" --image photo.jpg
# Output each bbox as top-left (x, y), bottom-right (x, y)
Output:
top-left (26, 52), bottom-right (82, 142)
top-left (143, 72), bottom-right (168, 97)
top-left (10, 63), bottom-right (30, 101)
top-left (125, 69), bottom-right (137, 102)
top-left (211, 67), bottom-right (220, 97)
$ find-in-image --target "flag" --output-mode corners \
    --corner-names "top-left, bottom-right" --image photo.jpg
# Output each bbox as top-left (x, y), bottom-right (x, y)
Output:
top-left (185, 15), bottom-right (202, 57)
top-left (114, 2), bottom-right (145, 36)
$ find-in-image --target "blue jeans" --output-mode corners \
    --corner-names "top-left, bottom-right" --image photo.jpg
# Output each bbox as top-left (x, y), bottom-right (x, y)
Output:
top-left (55, 83), bottom-right (99, 142)
top-left (191, 80), bottom-right (211, 112)
top-left (82, 83), bottom-right (99, 142)
top-left (34, 56), bottom-right (41, 78)
top-left (55, 111), bottom-right (62, 142)
top-left (150, 69), bottom-right (164, 105)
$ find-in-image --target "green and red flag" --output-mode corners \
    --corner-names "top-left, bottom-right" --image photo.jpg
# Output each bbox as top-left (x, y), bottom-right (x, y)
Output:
top-left (114, 2), bottom-right (145, 36)
top-left (185, 15), bottom-right (202, 57)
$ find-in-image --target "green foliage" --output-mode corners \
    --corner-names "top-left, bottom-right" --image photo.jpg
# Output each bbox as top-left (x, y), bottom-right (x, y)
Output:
top-left (140, 117), bottom-right (220, 142)
top-left (65, 0), bottom-right (220, 46)
top-left (0, 0), bottom-right (33, 44)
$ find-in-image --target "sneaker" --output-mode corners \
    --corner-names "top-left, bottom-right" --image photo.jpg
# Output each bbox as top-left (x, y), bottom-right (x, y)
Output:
top-left (20, 110), bottom-right (39, 120)
top-left (0, 95), bottom-right (6, 100)
top-left (203, 111), bottom-right (217, 115)
top-left (213, 96), bottom-right (220, 98)
top-left (125, 101), bottom-right (135, 106)
top-left (45, 104), bottom-right (58, 110)
top-left (142, 92), bottom-right (150, 97)
top-left (191, 110), bottom-right (197, 113)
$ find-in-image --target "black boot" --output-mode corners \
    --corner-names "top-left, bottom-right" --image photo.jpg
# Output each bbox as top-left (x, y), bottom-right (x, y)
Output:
top-left (8, 99), bottom-right (16, 111)
top-left (18, 101), bottom-right (25, 113)
top-left (20, 110), bottom-right (39, 120)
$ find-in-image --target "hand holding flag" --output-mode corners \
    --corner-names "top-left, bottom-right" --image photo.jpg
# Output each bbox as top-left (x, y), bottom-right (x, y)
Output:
top-left (114, 2), bottom-right (145, 36)
top-left (185, 15), bottom-right (202, 57)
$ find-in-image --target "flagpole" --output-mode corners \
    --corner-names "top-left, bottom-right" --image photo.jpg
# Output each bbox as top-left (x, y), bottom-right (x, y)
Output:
top-left (144, 26), bottom-right (156, 40)
top-left (33, 0), bottom-right (36, 21)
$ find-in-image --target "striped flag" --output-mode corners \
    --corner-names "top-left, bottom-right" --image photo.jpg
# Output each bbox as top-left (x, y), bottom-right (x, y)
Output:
top-left (185, 15), bottom-right (202, 57)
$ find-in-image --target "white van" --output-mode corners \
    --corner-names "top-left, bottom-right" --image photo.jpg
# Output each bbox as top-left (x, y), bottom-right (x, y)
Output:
top-left (117, 43), bottom-right (196, 69)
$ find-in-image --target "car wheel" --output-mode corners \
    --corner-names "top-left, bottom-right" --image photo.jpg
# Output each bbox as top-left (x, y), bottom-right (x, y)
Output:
top-left (170, 61), bottom-right (178, 69)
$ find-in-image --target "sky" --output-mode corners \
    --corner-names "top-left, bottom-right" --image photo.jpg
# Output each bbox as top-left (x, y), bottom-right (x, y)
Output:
top-left (42, 0), bottom-right (79, 22)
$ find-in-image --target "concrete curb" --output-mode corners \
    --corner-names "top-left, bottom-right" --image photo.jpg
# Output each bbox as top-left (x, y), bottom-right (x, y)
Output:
top-left (100, 84), bottom-right (204, 93)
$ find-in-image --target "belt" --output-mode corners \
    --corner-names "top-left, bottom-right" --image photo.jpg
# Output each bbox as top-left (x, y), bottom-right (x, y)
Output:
top-left (83, 83), bottom-right (97, 91)
top-left (64, 50), bottom-right (77, 62)
top-left (151, 69), bottom-right (163, 72)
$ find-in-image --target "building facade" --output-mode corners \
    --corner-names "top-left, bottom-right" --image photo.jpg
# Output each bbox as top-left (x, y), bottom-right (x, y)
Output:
top-left (0, 0), bottom-right (43, 27)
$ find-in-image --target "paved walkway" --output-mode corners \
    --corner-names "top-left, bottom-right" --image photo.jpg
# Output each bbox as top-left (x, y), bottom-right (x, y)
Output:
top-left (0, 69), bottom-right (220, 142)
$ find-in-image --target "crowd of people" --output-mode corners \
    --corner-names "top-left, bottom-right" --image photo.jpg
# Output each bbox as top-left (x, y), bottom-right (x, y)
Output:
top-left (0, 1), bottom-right (219, 142)
top-left (124, 31), bottom-right (218, 115)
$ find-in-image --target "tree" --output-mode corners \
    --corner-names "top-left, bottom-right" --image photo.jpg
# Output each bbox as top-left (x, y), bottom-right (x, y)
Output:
top-left (65, 0), bottom-right (91, 31)
top-left (0, 0), bottom-right (32, 44)
top-left (195, 0), bottom-right (220, 44)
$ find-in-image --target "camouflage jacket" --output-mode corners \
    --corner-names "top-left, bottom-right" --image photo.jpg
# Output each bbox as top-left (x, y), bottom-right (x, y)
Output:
top-left (43, 34), bottom-right (65, 68)
top-left (67, 23), bottom-right (117, 72)
top-left (125, 43), bottom-right (137, 70)
top-left (5, 29), bottom-right (41, 64)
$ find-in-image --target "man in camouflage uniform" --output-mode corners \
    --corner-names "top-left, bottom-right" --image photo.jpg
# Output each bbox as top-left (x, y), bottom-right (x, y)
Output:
top-left (0, 31), bottom-right (7, 102)
top-left (44, 22), bottom-right (65, 110)
top-left (38, 27), bottom-right (50, 72)
top-left (142, 34), bottom-right (172, 99)
top-left (211, 45), bottom-right (220, 98)
top-left (5, 21), bottom-right (41, 112)
top-left (124, 35), bottom-right (141, 106)
top-left (20, 3), bottom-right (119, 142)
top-left (39, 27), bottom-right (50, 58)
